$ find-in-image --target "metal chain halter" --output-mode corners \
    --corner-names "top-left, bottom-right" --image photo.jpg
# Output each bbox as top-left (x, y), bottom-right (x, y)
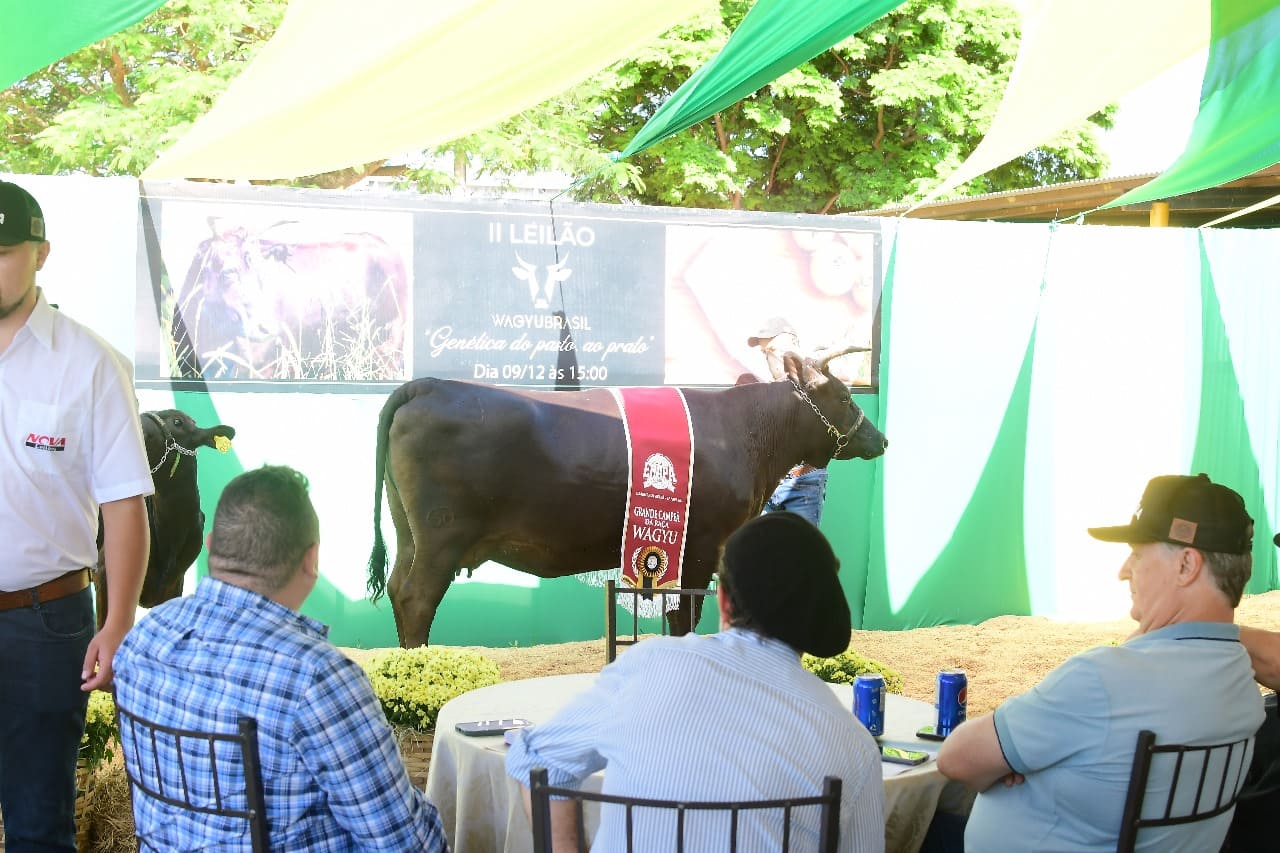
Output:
top-left (788, 378), bottom-right (865, 457)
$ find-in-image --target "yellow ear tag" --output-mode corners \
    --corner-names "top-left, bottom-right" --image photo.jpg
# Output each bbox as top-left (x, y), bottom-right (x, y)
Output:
top-left (169, 455), bottom-right (181, 478)
top-left (214, 435), bottom-right (232, 453)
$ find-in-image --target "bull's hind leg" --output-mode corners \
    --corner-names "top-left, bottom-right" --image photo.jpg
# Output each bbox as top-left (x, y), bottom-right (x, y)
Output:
top-left (385, 477), bottom-right (467, 647)
top-left (388, 544), bottom-right (463, 648)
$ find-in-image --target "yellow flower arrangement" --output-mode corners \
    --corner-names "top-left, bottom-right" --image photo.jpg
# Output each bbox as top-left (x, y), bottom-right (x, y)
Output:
top-left (362, 647), bottom-right (501, 732)
top-left (802, 650), bottom-right (904, 694)
top-left (81, 690), bottom-right (119, 772)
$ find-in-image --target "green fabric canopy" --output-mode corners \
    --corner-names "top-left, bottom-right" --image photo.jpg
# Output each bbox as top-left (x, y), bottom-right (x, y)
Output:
top-left (618, 0), bottom-right (906, 160)
top-left (0, 0), bottom-right (166, 90)
top-left (1103, 0), bottom-right (1280, 209)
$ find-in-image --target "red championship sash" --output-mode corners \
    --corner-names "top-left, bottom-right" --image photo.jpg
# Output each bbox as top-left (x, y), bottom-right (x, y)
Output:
top-left (612, 387), bottom-right (695, 602)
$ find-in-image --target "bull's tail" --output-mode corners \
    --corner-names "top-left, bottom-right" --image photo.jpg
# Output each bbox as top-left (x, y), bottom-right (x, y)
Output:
top-left (368, 382), bottom-right (414, 602)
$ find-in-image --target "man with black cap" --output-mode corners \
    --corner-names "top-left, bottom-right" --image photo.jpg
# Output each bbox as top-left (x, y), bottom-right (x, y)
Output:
top-left (938, 473), bottom-right (1264, 852)
top-left (0, 180), bottom-right (152, 850)
top-left (505, 511), bottom-right (884, 850)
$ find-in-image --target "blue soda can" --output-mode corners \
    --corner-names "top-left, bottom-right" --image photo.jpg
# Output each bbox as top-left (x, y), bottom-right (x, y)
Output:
top-left (853, 674), bottom-right (886, 737)
top-left (936, 669), bottom-right (968, 736)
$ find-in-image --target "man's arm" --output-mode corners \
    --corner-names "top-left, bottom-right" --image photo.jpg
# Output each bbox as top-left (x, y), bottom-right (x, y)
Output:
top-left (1240, 627), bottom-right (1280, 691)
top-left (84, 495), bottom-right (148, 691)
top-left (936, 713), bottom-right (1020, 792)
top-left (520, 787), bottom-right (580, 853)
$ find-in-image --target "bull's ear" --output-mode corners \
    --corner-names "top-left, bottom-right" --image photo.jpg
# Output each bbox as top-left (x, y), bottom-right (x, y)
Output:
top-left (802, 359), bottom-right (829, 389)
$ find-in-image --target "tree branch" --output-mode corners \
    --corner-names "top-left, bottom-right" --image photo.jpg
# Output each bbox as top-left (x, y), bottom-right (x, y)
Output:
top-left (765, 135), bottom-right (788, 195)
top-left (713, 114), bottom-right (728, 153)
top-left (108, 48), bottom-right (134, 108)
top-left (818, 193), bottom-right (840, 214)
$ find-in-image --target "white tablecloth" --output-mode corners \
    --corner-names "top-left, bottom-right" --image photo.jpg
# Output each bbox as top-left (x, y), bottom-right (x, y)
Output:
top-left (426, 673), bottom-right (973, 853)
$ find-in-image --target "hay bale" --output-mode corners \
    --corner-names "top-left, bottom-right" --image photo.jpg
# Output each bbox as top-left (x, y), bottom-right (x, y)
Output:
top-left (86, 756), bottom-right (136, 853)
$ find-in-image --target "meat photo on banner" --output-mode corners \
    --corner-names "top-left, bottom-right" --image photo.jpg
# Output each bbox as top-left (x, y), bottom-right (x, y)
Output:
top-left (413, 209), bottom-right (666, 387)
top-left (136, 197), bottom-right (414, 384)
top-left (664, 223), bottom-right (880, 386)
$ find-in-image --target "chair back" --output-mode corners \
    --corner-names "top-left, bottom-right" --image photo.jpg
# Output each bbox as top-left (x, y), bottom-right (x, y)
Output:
top-left (605, 579), bottom-right (717, 664)
top-left (529, 767), bottom-right (841, 853)
top-left (116, 704), bottom-right (269, 853)
top-left (1116, 728), bottom-right (1254, 853)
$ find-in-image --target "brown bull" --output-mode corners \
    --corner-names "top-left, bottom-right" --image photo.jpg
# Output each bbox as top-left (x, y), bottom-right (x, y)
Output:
top-left (367, 349), bottom-right (887, 647)
top-left (172, 221), bottom-right (407, 381)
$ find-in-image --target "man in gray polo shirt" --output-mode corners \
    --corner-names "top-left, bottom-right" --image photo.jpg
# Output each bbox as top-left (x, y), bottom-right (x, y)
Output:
top-left (938, 473), bottom-right (1264, 852)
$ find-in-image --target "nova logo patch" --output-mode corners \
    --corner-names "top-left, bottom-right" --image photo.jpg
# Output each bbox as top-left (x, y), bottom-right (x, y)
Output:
top-left (25, 433), bottom-right (67, 452)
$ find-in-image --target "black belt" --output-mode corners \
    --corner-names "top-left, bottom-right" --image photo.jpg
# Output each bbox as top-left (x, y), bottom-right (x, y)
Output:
top-left (0, 568), bottom-right (91, 613)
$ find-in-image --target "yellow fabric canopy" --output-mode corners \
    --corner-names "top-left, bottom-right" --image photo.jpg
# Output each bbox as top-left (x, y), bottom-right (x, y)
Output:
top-left (914, 0), bottom-right (1210, 207)
top-left (143, 0), bottom-right (709, 180)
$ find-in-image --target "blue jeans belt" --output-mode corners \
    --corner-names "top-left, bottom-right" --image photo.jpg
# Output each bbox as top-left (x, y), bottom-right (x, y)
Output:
top-left (0, 568), bottom-right (90, 613)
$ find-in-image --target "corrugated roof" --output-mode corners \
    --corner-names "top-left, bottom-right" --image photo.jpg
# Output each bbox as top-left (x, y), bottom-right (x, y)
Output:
top-left (846, 164), bottom-right (1280, 228)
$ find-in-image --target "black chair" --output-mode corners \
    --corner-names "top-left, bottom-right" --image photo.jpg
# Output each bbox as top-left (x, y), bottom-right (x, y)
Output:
top-left (529, 767), bottom-right (841, 853)
top-left (1116, 728), bottom-right (1254, 853)
top-left (116, 705), bottom-right (269, 853)
top-left (1225, 692), bottom-right (1280, 850)
top-left (605, 579), bottom-right (717, 664)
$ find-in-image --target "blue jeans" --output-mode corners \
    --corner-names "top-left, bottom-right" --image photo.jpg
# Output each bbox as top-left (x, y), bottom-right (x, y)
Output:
top-left (0, 588), bottom-right (93, 853)
top-left (763, 468), bottom-right (828, 526)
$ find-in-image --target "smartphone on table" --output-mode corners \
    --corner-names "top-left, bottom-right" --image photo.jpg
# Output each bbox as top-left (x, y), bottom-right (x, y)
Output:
top-left (916, 725), bottom-right (947, 742)
top-left (881, 745), bottom-right (930, 766)
top-left (455, 718), bottom-right (532, 736)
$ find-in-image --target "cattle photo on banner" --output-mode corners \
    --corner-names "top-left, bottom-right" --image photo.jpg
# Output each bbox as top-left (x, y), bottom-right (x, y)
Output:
top-left (135, 188), bottom-right (413, 385)
top-left (613, 386), bottom-right (695, 617)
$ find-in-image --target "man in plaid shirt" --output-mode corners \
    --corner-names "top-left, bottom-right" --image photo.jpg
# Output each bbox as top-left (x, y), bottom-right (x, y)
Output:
top-left (114, 465), bottom-right (447, 851)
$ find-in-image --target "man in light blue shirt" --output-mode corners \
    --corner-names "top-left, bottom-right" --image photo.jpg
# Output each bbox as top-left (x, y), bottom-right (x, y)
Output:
top-left (938, 473), bottom-right (1265, 852)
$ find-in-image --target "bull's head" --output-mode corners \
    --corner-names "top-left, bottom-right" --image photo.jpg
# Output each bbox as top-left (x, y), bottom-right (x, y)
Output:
top-left (142, 410), bottom-right (237, 475)
top-left (786, 347), bottom-right (887, 462)
top-left (175, 220), bottom-right (278, 378)
top-left (512, 252), bottom-right (572, 310)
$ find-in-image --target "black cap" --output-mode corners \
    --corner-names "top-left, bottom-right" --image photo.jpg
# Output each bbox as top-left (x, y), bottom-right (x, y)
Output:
top-left (747, 317), bottom-right (797, 348)
top-left (1088, 474), bottom-right (1254, 555)
top-left (0, 181), bottom-right (46, 245)
top-left (720, 512), bottom-right (851, 657)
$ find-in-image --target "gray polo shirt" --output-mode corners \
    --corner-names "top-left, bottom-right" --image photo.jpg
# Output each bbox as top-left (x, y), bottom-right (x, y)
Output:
top-left (965, 621), bottom-right (1264, 852)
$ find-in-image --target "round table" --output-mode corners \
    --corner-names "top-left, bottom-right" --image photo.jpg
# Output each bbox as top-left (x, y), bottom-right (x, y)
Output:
top-left (426, 673), bottom-right (973, 853)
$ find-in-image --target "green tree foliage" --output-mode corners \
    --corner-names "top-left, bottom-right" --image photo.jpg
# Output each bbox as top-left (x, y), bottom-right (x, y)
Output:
top-left (4, 0), bottom-right (1110, 212)
top-left (413, 0), bottom-right (1112, 213)
top-left (0, 0), bottom-right (288, 176)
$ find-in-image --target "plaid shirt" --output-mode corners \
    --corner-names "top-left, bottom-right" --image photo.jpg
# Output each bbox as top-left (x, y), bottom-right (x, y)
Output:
top-left (114, 578), bottom-right (448, 852)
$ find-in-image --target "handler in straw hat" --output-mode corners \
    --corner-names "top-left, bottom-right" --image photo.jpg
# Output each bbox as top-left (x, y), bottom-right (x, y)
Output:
top-left (939, 473), bottom-right (1264, 852)
top-left (506, 511), bottom-right (885, 851)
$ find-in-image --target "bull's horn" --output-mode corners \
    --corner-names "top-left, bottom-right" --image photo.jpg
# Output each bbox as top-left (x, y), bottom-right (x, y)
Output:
top-left (814, 343), bottom-right (870, 369)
